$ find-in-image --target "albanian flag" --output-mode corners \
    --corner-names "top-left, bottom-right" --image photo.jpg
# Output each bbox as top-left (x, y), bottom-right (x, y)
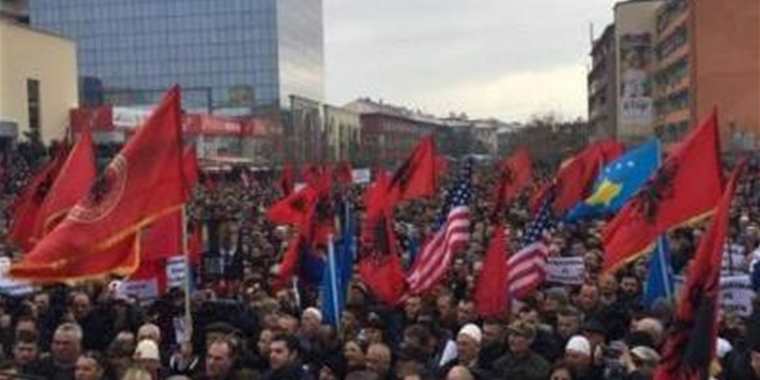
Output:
top-left (653, 161), bottom-right (745, 380)
top-left (603, 110), bottom-right (723, 273)
top-left (10, 86), bottom-right (189, 282)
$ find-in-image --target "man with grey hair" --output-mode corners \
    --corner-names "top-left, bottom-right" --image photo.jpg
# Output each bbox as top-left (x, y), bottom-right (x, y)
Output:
top-left (31, 322), bottom-right (83, 380)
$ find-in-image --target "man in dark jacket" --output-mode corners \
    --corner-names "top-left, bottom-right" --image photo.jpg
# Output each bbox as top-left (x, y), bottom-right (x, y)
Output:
top-left (262, 334), bottom-right (313, 380)
top-left (493, 321), bottom-right (550, 380)
top-left (725, 342), bottom-right (760, 380)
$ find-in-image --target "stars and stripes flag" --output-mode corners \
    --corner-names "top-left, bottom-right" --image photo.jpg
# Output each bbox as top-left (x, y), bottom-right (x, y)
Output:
top-left (406, 162), bottom-right (472, 295)
top-left (508, 192), bottom-right (556, 299)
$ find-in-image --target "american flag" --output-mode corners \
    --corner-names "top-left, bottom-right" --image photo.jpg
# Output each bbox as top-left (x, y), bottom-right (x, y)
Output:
top-left (507, 193), bottom-right (555, 299)
top-left (406, 162), bottom-right (472, 295)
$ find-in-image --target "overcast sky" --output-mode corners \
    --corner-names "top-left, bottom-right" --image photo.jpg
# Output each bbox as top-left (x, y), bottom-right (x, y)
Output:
top-left (324, 1), bottom-right (617, 123)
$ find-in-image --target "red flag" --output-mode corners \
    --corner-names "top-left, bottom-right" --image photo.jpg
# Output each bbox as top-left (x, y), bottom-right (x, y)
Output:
top-left (358, 170), bottom-right (406, 305)
top-left (279, 164), bottom-right (294, 196)
top-left (302, 164), bottom-right (323, 187)
top-left (387, 136), bottom-right (438, 205)
top-left (653, 161), bottom-right (744, 380)
top-left (128, 257), bottom-right (168, 297)
top-left (603, 111), bottom-right (723, 273)
top-left (141, 212), bottom-right (182, 261)
top-left (333, 161), bottom-right (353, 185)
top-left (474, 224), bottom-right (509, 317)
top-left (8, 147), bottom-right (69, 252)
top-left (550, 139), bottom-right (624, 214)
top-left (267, 186), bottom-right (318, 227)
top-left (493, 148), bottom-right (533, 214)
top-left (32, 131), bottom-right (96, 241)
top-left (10, 86), bottom-right (188, 282)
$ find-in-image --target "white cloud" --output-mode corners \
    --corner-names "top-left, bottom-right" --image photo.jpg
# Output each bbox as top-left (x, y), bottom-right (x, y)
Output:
top-left (324, 0), bottom-right (618, 122)
top-left (415, 64), bottom-right (591, 121)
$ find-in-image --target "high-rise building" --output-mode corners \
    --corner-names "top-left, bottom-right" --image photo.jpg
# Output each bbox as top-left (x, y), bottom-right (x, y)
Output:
top-left (28, 0), bottom-right (324, 113)
top-left (588, 24), bottom-right (618, 142)
top-left (591, 0), bottom-right (760, 149)
top-left (655, 0), bottom-right (760, 150)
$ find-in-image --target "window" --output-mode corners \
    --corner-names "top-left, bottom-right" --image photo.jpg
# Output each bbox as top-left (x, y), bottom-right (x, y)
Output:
top-left (27, 79), bottom-right (41, 133)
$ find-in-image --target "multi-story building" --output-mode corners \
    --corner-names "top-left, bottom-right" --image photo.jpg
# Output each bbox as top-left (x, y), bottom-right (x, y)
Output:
top-left (594, 0), bottom-right (760, 150)
top-left (613, 0), bottom-right (664, 145)
top-left (0, 17), bottom-right (78, 146)
top-left (28, 0), bottom-right (324, 112)
top-left (345, 98), bottom-right (438, 166)
top-left (588, 24), bottom-right (618, 141)
top-left (323, 104), bottom-right (360, 164)
top-left (653, 0), bottom-right (690, 143)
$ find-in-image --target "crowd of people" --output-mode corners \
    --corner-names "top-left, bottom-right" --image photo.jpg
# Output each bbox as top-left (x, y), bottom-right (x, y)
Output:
top-left (1, 143), bottom-right (760, 380)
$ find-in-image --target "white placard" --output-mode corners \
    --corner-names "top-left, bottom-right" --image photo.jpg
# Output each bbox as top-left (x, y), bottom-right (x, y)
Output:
top-left (118, 279), bottom-right (159, 301)
top-left (545, 257), bottom-right (586, 285)
top-left (0, 257), bottom-right (37, 297)
top-left (352, 168), bottom-right (371, 184)
top-left (167, 256), bottom-right (189, 290)
top-left (674, 274), bottom-right (755, 316)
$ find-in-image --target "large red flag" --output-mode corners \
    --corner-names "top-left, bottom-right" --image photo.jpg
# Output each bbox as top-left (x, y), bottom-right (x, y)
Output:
top-left (493, 148), bottom-right (533, 214)
top-left (358, 170), bottom-right (406, 305)
top-left (8, 147), bottom-right (69, 252)
top-left (32, 130), bottom-right (96, 242)
top-left (653, 161), bottom-right (744, 380)
top-left (474, 224), bottom-right (509, 317)
top-left (603, 111), bottom-right (723, 273)
top-left (10, 86), bottom-right (188, 282)
top-left (139, 146), bottom-right (200, 262)
top-left (267, 186), bottom-right (318, 227)
top-left (387, 135), bottom-right (438, 205)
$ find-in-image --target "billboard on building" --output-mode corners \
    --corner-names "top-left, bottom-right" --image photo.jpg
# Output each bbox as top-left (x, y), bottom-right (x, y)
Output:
top-left (619, 33), bottom-right (654, 125)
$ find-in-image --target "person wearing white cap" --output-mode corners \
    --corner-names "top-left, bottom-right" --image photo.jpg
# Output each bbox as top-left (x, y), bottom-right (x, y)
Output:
top-left (564, 335), bottom-right (601, 380)
top-left (134, 339), bottom-right (164, 379)
top-left (438, 324), bottom-right (489, 379)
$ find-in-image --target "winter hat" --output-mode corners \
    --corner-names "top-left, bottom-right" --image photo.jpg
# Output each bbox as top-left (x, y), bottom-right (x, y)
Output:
top-left (458, 324), bottom-right (482, 345)
top-left (565, 335), bottom-right (591, 356)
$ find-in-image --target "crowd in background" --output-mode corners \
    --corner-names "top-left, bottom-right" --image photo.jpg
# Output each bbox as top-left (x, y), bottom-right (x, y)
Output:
top-left (1, 144), bottom-right (760, 380)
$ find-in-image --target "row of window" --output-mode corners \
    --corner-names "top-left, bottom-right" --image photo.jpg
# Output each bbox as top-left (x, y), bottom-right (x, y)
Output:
top-left (654, 57), bottom-right (689, 93)
top-left (32, 1), bottom-right (276, 21)
top-left (656, 0), bottom-right (688, 33)
top-left (654, 89), bottom-right (689, 115)
top-left (656, 26), bottom-right (688, 60)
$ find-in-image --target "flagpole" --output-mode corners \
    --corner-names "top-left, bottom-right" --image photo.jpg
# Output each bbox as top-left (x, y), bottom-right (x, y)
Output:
top-left (181, 205), bottom-right (193, 339)
top-left (653, 139), bottom-right (672, 301)
top-left (327, 234), bottom-right (341, 333)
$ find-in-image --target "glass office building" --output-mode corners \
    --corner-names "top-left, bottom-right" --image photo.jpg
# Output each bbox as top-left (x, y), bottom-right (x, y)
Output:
top-left (29, 0), bottom-right (324, 112)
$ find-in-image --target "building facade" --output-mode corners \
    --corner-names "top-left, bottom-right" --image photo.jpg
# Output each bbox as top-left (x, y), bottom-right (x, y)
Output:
top-left (323, 104), bottom-right (360, 164)
top-left (588, 24), bottom-right (618, 141)
top-left (593, 0), bottom-right (760, 150)
top-left (613, 0), bottom-right (663, 145)
top-left (28, 0), bottom-right (324, 112)
top-left (345, 98), bottom-right (440, 166)
top-left (653, 0), bottom-right (690, 143)
top-left (0, 17), bottom-right (78, 145)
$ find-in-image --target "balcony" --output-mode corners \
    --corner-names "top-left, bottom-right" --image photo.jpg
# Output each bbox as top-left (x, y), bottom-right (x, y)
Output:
top-left (657, 43), bottom-right (689, 71)
top-left (657, 10), bottom-right (688, 43)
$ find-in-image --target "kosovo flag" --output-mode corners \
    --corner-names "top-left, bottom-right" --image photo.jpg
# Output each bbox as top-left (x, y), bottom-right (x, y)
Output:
top-left (566, 139), bottom-right (660, 222)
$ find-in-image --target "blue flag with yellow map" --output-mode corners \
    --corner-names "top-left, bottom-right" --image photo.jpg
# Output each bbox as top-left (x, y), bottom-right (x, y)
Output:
top-left (565, 139), bottom-right (660, 222)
